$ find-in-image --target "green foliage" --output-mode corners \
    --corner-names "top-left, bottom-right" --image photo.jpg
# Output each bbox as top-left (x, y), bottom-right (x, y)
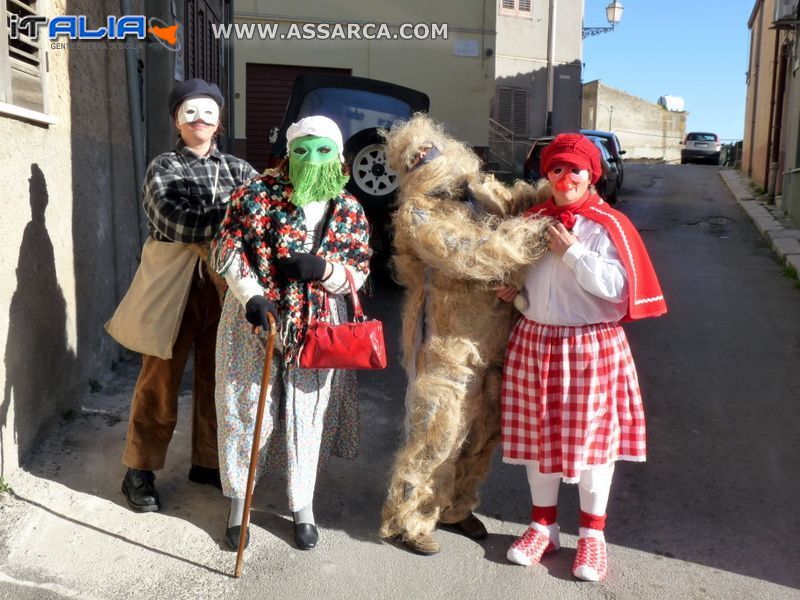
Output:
top-left (0, 476), bottom-right (13, 495)
top-left (782, 265), bottom-right (800, 291)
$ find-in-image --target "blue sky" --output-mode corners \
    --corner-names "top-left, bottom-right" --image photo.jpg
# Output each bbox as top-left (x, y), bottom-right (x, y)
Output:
top-left (582, 0), bottom-right (754, 141)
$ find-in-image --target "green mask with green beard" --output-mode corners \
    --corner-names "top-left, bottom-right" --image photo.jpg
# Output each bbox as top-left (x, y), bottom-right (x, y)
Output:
top-left (288, 135), bottom-right (349, 207)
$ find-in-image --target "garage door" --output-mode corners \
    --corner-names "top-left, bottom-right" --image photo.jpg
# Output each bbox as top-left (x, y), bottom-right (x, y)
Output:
top-left (245, 63), bottom-right (351, 171)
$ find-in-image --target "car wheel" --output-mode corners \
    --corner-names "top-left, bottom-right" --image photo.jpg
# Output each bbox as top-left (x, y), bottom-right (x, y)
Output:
top-left (344, 129), bottom-right (399, 205)
top-left (681, 158), bottom-right (688, 165)
top-left (343, 128), bottom-right (400, 267)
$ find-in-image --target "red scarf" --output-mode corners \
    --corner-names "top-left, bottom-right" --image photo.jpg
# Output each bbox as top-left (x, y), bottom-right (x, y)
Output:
top-left (526, 194), bottom-right (667, 321)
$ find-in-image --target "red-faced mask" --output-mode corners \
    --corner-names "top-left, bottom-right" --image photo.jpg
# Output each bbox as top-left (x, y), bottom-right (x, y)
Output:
top-left (547, 165), bottom-right (590, 192)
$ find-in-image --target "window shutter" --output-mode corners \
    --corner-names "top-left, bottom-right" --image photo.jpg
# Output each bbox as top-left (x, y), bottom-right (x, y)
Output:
top-left (497, 87), bottom-right (514, 131)
top-left (185, 0), bottom-right (226, 93)
top-left (519, 0), bottom-right (532, 12)
top-left (501, 0), bottom-right (516, 9)
top-left (512, 89), bottom-right (529, 136)
top-left (6, 0), bottom-right (45, 112)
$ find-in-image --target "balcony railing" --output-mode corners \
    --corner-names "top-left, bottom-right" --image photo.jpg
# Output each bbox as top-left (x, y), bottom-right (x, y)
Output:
top-left (488, 118), bottom-right (515, 172)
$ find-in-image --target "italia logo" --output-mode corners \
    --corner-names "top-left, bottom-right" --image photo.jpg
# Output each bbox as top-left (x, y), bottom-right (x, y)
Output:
top-left (8, 14), bottom-right (181, 50)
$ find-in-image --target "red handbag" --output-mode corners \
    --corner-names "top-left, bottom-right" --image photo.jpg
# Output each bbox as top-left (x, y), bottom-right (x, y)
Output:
top-left (298, 269), bottom-right (387, 370)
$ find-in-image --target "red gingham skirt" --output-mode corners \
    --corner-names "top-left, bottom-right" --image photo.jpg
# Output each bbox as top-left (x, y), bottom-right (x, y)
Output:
top-left (501, 319), bottom-right (646, 482)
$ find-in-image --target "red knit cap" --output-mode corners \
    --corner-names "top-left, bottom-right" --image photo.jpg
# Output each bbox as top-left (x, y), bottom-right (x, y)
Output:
top-left (540, 133), bottom-right (602, 184)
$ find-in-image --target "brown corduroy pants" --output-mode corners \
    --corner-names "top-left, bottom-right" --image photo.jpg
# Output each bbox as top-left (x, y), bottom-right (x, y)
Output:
top-left (122, 265), bottom-right (221, 471)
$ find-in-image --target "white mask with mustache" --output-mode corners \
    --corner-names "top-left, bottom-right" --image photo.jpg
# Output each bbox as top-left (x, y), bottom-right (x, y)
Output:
top-left (177, 97), bottom-right (220, 126)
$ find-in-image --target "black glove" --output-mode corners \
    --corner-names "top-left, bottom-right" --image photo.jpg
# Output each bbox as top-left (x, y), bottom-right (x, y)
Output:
top-left (276, 252), bottom-right (328, 282)
top-left (245, 296), bottom-right (278, 330)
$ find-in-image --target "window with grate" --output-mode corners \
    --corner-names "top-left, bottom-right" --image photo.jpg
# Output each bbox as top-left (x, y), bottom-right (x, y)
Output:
top-left (1, 0), bottom-right (48, 115)
top-left (184, 0), bottom-right (228, 101)
top-left (497, 87), bottom-right (529, 136)
top-left (499, 0), bottom-right (533, 18)
top-left (183, 0), bottom-right (231, 146)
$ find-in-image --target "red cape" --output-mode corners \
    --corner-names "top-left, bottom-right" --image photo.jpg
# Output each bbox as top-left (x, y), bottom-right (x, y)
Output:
top-left (526, 194), bottom-right (667, 321)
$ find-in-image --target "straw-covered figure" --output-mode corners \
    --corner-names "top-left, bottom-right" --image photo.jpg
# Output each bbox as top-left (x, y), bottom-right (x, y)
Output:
top-left (379, 114), bottom-right (551, 554)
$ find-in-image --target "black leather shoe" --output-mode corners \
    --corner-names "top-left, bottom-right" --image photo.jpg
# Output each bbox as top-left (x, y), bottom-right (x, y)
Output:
top-left (121, 468), bottom-right (160, 512)
top-left (294, 523), bottom-right (318, 550)
top-left (225, 525), bottom-right (250, 551)
top-left (441, 512), bottom-right (488, 540)
top-left (188, 465), bottom-right (222, 490)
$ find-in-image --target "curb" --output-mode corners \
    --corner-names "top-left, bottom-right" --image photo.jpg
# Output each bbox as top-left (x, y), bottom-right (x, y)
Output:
top-left (719, 170), bottom-right (800, 274)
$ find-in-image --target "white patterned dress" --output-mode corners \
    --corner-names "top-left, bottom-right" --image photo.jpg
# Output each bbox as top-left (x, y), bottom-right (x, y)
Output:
top-left (215, 290), bottom-right (359, 508)
top-left (214, 198), bottom-right (363, 509)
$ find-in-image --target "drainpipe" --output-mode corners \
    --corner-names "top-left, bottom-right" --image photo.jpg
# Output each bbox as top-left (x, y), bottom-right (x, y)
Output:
top-left (226, 3), bottom-right (236, 154)
top-left (768, 41), bottom-right (789, 197)
top-left (545, 0), bottom-right (556, 135)
top-left (765, 30), bottom-right (780, 194)
top-left (121, 0), bottom-right (147, 247)
top-left (747, 3), bottom-right (764, 178)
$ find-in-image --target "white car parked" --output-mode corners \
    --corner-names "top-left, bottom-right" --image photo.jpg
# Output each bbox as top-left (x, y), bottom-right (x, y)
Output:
top-left (681, 132), bottom-right (722, 165)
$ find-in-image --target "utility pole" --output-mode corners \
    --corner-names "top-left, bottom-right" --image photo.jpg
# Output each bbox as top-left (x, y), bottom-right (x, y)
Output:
top-left (545, 0), bottom-right (556, 135)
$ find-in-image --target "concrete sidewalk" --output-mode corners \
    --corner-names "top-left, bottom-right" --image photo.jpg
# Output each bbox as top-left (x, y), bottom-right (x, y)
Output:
top-left (719, 169), bottom-right (800, 274)
top-left (2, 165), bottom-right (798, 600)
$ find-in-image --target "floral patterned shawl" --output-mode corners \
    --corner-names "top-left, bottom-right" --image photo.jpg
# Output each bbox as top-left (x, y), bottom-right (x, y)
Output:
top-left (210, 172), bottom-right (372, 366)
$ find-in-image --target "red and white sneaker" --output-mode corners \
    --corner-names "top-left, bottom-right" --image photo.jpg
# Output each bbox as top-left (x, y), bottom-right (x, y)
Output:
top-left (572, 531), bottom-right (608, 582)
top-left (506, 523), bottom-right (560, 566)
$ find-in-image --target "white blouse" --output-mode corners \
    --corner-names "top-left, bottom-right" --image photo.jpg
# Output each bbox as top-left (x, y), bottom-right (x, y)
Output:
top-left (519, 215), bottom-right (628, 326)
top-left (224, 199), bottom-right (367, 309)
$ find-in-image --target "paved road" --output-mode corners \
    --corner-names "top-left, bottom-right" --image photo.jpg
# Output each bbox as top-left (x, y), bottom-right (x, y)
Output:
top-left (1, 163), bottom-right (798, 599)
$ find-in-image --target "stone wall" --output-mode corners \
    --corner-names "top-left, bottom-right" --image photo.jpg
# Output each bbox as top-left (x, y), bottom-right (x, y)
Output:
top-left (582, 80), bottom-right (687, 162)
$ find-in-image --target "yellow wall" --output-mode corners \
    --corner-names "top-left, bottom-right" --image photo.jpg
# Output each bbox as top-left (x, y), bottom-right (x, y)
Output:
top-left (232, 0), bottom-right (496, 146)
top-left (743, 0), bottom-right (777, 187)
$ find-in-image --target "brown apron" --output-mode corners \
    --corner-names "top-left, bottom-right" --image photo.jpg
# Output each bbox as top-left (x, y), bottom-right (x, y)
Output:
top-left (105, 237), bottom-right (198, 359)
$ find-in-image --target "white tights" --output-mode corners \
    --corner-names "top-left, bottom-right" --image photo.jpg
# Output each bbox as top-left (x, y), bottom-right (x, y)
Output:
top-left (526, 463), bottom-right (615, 517)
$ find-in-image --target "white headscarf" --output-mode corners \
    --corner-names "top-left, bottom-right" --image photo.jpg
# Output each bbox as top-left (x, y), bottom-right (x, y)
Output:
top-left (285, 115), bottom-right (345, 162)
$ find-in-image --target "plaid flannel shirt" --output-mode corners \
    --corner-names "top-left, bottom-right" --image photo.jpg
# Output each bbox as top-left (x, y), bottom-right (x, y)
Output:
top-left (143, 141), bottom-right (259, 243)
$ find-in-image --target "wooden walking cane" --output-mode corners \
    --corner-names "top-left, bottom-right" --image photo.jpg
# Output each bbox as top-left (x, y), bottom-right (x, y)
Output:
top-left (234, 312), bottom-right (277, 578)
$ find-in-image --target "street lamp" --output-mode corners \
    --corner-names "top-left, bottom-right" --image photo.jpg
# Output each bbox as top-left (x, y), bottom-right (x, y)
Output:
top-left (582, 1), bottom-right (624, 39)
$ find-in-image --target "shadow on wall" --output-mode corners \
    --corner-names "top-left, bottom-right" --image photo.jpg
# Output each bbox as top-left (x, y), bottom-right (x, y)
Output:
top-left (1, 165), bottom-right (77, 477)
top-left (490, 61), bottom-right (583, 175)
top-left (1, 0), bottom-right (140, 475)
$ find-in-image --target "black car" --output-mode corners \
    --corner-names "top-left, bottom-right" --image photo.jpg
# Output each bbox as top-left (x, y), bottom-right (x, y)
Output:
top-left (580, 129), bottom-right (626, 188)
top-left (522, 136), bottom-right (555, 182)
top-left (585, 136), bottom-right (619, 204)
top-left (523, 135), bottom-right (618, 203)
top-left (268, 75), bottom-right (430, 259)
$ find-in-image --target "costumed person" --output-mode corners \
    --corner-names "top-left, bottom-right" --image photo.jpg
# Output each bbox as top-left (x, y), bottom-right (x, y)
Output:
top-left (106, 78), bottom-right (258, 512)
top-left (378, 114), bottom-right (552, 555)
top-left (496, 133), bottom-right (667, 581)
top-left (209, 116), bottom-right (371, 551)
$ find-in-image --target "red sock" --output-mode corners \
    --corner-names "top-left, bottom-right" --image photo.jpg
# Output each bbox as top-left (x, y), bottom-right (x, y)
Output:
top-left (579, 511), bottom-right (606, 531)
top-left (531, 505), bottom-right (558, 526)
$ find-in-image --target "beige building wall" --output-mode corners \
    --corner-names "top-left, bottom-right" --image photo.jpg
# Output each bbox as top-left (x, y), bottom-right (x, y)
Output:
top-left (582, 80), bottom-right (686, 162)
top-left (743, 0), bottom-right (777, 188)
top-left (494, 0), bottom-right (584, 168)
top-left (775, 19), bottom-right (800, 224)
top-left (0, 0), bottom-right (140, 475)
top-left (233, 0), bottom-right (496, 146)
